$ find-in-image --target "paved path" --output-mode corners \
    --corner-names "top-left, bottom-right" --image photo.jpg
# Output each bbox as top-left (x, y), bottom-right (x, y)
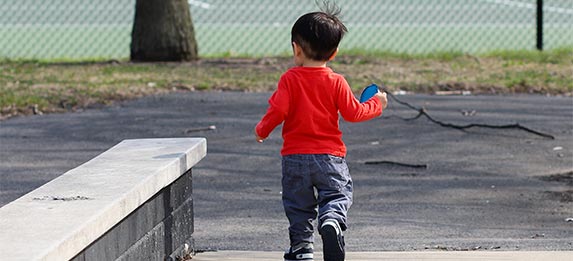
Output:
top-left (1, 92), bottom-right (572, 251)
top-left (192, 251), bottom-right (572, 261)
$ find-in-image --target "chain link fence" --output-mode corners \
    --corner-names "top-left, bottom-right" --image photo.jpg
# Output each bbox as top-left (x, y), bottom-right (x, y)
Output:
top-left (1, 0), bottom-right (571, 60)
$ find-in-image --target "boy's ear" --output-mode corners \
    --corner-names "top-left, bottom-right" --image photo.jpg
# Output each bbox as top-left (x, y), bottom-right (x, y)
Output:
top-left (328, 48), bottom-right (339, 61)
top-left (292, 42), bottom-right (302, 56)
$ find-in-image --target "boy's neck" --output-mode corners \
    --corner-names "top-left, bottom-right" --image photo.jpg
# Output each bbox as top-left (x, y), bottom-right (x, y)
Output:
top-left (300, 59), bottom-right (328, 67)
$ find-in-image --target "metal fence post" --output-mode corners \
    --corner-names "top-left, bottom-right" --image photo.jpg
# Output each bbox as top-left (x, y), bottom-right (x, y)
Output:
top-left (536, 0), bottom-right (543, 51)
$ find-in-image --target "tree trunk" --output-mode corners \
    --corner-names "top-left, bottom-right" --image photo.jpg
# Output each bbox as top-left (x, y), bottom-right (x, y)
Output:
top-left (130, 0), bottom-right (198, 62)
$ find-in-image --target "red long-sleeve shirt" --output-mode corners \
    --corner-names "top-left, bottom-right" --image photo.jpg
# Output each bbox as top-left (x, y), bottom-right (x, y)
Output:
top-left (255, 66), bottom-right (382, 157)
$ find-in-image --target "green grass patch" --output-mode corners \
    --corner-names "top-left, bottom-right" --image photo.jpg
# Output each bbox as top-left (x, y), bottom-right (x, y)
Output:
top-left (484, 46), bottom-right (573, 64)
top-left (340, 48), bottom-right (467, 62)
top-left (1, 50), bottom-right (571, 119)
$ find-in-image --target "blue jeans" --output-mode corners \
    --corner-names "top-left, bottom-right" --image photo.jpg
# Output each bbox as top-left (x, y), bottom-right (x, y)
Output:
top-left (282, 154), bottom-right (353, 246)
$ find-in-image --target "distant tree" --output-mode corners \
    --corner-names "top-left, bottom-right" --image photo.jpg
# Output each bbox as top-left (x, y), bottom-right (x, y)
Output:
top-left (130, 0), bottom-right (198, 61)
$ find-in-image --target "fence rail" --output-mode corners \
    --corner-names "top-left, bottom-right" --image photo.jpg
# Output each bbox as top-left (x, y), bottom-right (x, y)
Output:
top-left (0, 0), bottom-right (571, 60)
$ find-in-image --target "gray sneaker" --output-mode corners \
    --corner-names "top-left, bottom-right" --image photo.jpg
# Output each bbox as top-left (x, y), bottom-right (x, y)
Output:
top-left (319, 219), bottom-right (345, 261)
top-left (284, 242), bottom-right (314, 261)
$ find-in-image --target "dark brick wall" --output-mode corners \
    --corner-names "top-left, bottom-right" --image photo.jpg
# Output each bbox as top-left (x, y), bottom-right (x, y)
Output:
top-left (71, 169), bottom-right (194, 261)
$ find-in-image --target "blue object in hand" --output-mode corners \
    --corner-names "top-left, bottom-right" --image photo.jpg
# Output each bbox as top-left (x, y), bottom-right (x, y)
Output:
top-left (359, 84), bottom-right (379, 103)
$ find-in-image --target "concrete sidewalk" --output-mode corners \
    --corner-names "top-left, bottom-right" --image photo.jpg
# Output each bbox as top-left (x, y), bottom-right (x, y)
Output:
top-left (192, 251), bottom-right (572, 261)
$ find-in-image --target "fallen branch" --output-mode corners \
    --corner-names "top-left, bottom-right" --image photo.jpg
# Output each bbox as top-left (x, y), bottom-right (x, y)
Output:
top-left (185, 125), bottom-right (216, 133)
top-left (379, 85), bottom-right (555, 140)
top-left (364, 160), bottom-right (428, 169)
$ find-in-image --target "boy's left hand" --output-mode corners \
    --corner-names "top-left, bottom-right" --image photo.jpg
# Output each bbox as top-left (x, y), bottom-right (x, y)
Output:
top-left (375, 91), bottom-right (388, 109)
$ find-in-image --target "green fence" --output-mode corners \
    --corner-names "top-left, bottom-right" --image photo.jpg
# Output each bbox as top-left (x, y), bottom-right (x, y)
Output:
top-left (1, 0), bottom-right (571, 60)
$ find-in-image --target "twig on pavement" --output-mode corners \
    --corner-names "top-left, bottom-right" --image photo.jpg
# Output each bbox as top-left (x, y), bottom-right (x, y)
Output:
top-left (377, 84), bottom-right (555, 140)
top-left (364, 160), bottom-right (428, 169)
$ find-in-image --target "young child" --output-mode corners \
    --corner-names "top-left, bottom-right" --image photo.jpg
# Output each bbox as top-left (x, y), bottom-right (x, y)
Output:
top-left (254, 7), bottom-right (388, 261)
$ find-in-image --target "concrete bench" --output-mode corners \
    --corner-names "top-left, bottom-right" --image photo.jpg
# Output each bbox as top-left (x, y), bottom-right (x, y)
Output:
top-left (0, 138), bottom-right (206, 261)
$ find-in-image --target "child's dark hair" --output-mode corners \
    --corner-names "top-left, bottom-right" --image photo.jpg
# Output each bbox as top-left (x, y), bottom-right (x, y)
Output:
top-left (291, 2), bottom-right (347, 61)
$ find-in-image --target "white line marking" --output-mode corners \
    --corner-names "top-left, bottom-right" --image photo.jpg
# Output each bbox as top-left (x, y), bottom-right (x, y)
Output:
top-left (188, 0), bottom-right (212, 9)
top-left (481, 0), bottom-right (573, 14)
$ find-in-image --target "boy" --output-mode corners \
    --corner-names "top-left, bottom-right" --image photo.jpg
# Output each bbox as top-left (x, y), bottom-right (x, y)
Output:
top-left (254, 7), bottom-right (387, 261)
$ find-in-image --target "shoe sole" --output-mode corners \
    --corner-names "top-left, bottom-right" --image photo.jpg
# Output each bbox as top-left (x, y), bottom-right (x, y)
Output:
top-left (284, 256), bottom-right (313, 261)
top-left (284, 252), bottom-right (314, 261)
top-left (321, 225), bottom-right (344, 261)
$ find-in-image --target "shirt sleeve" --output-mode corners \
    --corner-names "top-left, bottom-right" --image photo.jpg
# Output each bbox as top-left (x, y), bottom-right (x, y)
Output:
top-left (337, 79), bottom-right (383, 122)
top-left (255, 78), bottom-right (290, 139)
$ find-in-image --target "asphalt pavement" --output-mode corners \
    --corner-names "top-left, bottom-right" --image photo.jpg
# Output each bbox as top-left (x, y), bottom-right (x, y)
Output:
top-left (0, 92), bottom-right (572, 252)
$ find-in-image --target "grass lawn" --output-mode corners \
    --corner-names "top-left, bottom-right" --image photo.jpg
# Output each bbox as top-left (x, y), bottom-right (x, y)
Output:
top-left (0, 48), bottom-right (571, 120)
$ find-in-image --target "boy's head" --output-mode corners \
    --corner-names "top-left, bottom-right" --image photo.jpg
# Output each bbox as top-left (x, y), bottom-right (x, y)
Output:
top-left (291, 7), bottom-right (347, 62)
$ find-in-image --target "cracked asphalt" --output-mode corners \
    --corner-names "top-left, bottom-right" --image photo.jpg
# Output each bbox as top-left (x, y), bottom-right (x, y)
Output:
top-left (1, 92), bottom-right (572, 251)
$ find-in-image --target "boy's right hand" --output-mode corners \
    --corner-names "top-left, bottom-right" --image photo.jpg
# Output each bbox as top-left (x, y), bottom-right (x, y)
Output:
top-left (376, 91), bottom-right (388, 109)
top-left (254, 127), bottom-right (265, 143)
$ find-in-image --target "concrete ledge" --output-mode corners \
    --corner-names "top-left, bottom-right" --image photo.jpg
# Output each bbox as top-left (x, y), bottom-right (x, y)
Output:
top-left (0, 138), bottom-right (206, 261)
top-left (71, 170), bottom-right (194, 261)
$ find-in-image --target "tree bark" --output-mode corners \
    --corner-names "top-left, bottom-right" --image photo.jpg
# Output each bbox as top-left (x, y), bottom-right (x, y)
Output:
top-left (130, 0), bottom-right (198, 62)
